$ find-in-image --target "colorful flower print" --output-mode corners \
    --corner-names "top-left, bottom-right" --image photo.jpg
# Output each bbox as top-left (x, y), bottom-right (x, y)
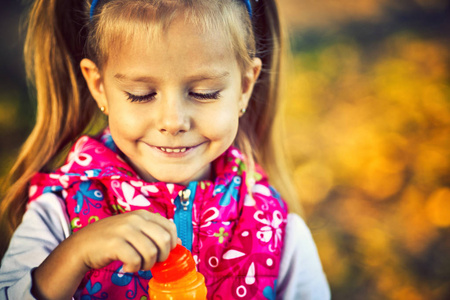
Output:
top-left (214, 227), bottom-right (229, 244)
top-left (61, 136), bottom-right (94, 173)
top-left (203, 230), bottom-right (278, 299)
top-left (192, 207), bottom-right (220, 251)
top-left (43, 185), bottom-right (64, 194)
top-left (73, 181), bottom-right (104, 215)
top-left (81, 279), bottom-right (108, 300)
top-left (110, 181), bottom-right (151, 211)
top-left (218, 176), bottom-right (241, 207)
top-left (254, 210), bottom-right (284, 253)
top-left (111, 265), bottom-right (152, 299)
top-left (263, 279), bottom-right (277, 300)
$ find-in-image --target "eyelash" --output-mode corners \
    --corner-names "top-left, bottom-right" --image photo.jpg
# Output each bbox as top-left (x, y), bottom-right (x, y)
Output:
top-left (126, 92), bottom-right (157, 103)
top-left (190, 91), bottom-right (221, 100)
top-left (126, 91), bottom-right (221, 102)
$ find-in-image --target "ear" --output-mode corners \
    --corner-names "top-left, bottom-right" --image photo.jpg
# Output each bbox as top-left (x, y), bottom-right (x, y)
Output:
top-left (80, 58), bottom-right (108, 115)
top-left (239, 57), bottom-right (262, 114)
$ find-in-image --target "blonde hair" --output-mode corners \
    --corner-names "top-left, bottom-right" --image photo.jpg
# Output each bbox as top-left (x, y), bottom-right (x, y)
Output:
top-left (0, 0), bottom-right (300, 259)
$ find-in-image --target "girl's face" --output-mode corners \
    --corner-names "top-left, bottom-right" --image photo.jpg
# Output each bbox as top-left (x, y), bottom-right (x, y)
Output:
top-left (82, 16), bottom-right (261, 185)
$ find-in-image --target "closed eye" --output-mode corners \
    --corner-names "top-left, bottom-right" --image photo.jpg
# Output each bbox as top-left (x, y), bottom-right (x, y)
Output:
top-left (190, 91), bottom-right (221, 100)
top-left (126, 92), bottom-right (157, 103)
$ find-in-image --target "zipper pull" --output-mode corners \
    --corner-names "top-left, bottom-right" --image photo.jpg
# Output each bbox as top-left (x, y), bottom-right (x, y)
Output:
top-left (178, 189), bottom-right (191, 211)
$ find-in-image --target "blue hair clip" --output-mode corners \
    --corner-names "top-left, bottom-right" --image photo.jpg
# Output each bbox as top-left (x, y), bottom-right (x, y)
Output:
top-left (90, 0), bottom-right (100, 19)
top-left (242, 0), bottom-right (252, 18)
top-left (90, 0), bottom-right (252, 20)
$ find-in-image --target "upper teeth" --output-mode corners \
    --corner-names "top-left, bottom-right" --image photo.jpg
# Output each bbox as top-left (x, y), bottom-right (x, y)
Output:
top-left (160, 147), bottom-right (187, 153)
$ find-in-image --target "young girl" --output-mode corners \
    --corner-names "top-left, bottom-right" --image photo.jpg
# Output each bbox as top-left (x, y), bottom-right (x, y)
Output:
top-left (0, 0), bottom-right (330, 299)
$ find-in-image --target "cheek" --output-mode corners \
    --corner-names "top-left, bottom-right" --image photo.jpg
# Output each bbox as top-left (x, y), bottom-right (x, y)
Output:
top-left (201, 108), bottom-right (240, 142)
top-left (107, 105), bottom-right (146, 145)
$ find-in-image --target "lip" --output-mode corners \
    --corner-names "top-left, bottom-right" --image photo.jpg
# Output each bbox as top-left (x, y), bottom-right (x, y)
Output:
top-left (145, 142), bottom-right (205, 157)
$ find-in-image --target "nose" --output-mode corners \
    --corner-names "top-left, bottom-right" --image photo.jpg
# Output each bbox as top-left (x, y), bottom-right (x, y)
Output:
top-left (156, 95), bottom-right (190, 135)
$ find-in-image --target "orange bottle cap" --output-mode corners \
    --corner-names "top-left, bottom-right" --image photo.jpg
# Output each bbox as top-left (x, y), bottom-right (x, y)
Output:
top-left (151, 244), bottom-right (196, 283)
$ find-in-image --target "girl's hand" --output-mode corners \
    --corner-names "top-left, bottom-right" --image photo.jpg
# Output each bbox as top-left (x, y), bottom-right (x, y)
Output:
top-left (72, 210), bottom-right (178, 273)
top-left (32, 210), bottom-right (178, 300)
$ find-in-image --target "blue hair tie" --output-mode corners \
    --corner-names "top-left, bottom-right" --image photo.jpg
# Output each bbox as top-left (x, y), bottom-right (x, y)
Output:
top-left (90, 0), bottom-right (252, 20)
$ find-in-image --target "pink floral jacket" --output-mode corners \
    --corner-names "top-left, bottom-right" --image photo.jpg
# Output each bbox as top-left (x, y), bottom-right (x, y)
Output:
top-left (29, 129), bottom-right (288, 300)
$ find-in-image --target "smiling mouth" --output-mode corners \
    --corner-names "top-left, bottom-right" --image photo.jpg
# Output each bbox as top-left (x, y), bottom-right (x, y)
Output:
top-left (158, 147), bottom-right (188, 153)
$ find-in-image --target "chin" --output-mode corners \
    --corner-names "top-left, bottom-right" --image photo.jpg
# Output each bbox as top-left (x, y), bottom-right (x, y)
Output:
top-left (152, 173), bottom-right (193, 186)
top-left (147, 164), bottom-right (210, 185)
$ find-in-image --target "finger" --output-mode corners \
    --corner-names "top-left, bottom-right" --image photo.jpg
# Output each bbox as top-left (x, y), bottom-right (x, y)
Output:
top-left (139, 222), bottom-right (173, 262)
top-left (125, 232), bottom-right (158, 270)
top-left (116, 242), bottom-right (143, 274)
top-left (152, 215), bottom-right (178, 249)
top-left (136, 210), bottom-right (178, 249)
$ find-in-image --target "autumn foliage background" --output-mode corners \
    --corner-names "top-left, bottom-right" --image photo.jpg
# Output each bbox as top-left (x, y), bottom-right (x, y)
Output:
top-left (1, 0), bottom-right (449, 299)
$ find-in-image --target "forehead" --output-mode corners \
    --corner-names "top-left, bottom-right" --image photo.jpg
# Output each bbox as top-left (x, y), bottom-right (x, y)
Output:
top-left (104, 15), bottom-right (238, 78)
top-left (97, 3), bottom-right (236, 67)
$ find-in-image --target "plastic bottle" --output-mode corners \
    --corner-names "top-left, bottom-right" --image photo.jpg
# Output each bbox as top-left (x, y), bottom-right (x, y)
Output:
top-left (149, 244), bottom-right (207, 299)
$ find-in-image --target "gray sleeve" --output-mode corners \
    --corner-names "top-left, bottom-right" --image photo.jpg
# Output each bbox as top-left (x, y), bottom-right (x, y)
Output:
top-left (277, 213), bottom-right (331, 300)
top-left (0, 193), bottom-right (71, 300)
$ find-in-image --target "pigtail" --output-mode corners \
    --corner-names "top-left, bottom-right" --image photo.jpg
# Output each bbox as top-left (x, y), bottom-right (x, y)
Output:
top-left (247, 0), bottom-right (281, 145)
top-left (0, 0), bottom-right (99, 258)
top-left (238, 0), bottom-right (302, 214)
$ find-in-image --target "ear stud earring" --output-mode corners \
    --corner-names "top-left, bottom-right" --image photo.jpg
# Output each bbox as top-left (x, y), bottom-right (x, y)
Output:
top-left (240, 108), bottom-right (246, 115)
top-left (100, 106), bottom-right (105, 112)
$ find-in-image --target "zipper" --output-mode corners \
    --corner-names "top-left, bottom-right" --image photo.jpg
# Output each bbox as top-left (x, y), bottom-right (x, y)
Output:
top-left (173, 181), bottom-right (197, 252)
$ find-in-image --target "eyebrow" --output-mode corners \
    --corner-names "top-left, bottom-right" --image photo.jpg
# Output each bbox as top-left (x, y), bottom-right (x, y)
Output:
top-left (187, 71), bottom-right (230, 82)
top-left (113, 71), bottom-right (230, 83)
top-left (113, 73), bottom-right (157, 84)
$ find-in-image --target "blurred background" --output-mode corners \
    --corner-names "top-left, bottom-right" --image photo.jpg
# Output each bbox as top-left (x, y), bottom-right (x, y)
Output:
top-left (1, 0), bottom-right (449, 299)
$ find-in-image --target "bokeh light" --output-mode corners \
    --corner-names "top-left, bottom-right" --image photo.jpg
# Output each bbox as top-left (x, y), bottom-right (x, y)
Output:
top-left (280, 0), bottom-right (450, 299)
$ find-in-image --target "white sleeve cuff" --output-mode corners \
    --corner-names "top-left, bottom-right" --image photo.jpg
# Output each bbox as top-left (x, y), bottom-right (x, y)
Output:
top-left (0, 193), bottom-right (70, 300)
top-left (277, 213), bottom-right (331, 300)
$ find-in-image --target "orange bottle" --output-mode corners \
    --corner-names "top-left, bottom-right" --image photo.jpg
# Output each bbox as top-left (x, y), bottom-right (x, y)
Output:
top-left (149, 244), bottom-right (207, 299)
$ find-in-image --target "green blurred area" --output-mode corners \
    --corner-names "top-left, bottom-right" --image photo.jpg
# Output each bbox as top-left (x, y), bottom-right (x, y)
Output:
top-left (1, 0), bottom-right (450, 299)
